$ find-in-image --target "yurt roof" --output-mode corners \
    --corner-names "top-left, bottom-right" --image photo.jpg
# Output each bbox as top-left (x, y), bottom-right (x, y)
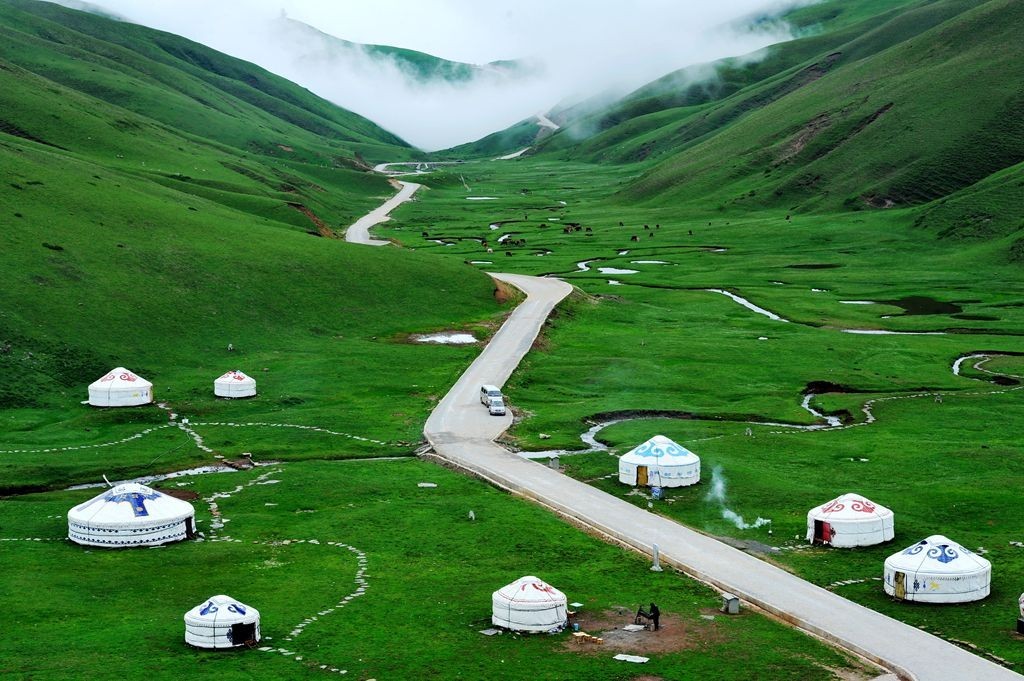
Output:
top-left (809, 493), bottom-right (893, 521)
top-left (885, 535), bottom-right (990, 575)
top-left (621, 435), bottom-right (698, 463)
top-left (68, 482), bottom-right (193, 526)
top-left (493, 576), bottom-right (566, 605)
top-left (89, 367), bottom-right (152, 389)
top-left (215, 370), bottom-right (255, 385)
top-left (185, 594), bottom-right (257, 623)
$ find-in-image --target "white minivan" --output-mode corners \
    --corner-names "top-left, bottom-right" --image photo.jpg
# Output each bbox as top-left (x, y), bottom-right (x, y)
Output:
top-left (480, 384), bottom-right (502, 405)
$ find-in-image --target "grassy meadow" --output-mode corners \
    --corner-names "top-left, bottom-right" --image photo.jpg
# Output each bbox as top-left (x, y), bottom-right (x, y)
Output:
top-left (0, 459), bottom-right (870, 681)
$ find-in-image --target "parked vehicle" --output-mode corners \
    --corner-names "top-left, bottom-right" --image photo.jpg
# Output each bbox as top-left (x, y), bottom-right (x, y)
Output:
top-left (488, 398), bottom-right (507, 416)
top-left (480, 384), bottom-right (502, 405)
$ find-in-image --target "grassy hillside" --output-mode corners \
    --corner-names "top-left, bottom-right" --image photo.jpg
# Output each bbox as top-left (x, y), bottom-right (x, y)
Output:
top-left (280, 17), bottom-right (534, 85)
top-left (0, 0), bottom-right (506, 491)
top-left (552, 0), bottom-right (1023, 228)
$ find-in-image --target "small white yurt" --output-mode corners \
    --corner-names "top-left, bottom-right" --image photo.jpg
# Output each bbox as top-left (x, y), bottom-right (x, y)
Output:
top-left (88, 367), bottom-right (153, 407)
top-left (618, 435), bottom-right (700, 488)
top-left (492, 575), bottom-right (568, 633)
top-left (214, 370), bottom-right (256, 398)
top-left (883, 535), bottom-right (991, 603)
top-left (67, 483), bottom-right (195, 547)
top-left (806, 493), bottom-right (894, 547)
top-left (184, 595), bottom-right (261, 649)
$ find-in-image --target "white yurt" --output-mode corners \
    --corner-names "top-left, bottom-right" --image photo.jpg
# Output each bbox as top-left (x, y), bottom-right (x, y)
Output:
top-left (883, 535), bottom-right (991, 603)
top-left (214, 370), bottom-right (257, 398)
top-left (88, 367), bottom-right (153, 407)
top-left (492, 575), bottom-right (568, 633)
top-left (806, 493), bottom-right (894, 547)
top-left (184, 595), bottom-right (261, 649)
top-left (67, 483), bottom-right (195, 547)
top-left (618, 435), bottom-right (700, 488)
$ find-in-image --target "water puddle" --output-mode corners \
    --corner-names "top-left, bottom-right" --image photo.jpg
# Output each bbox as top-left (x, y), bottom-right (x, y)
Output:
top-left (608, 280), bottom-right (622, 286)
top-left (706, 289), bottom-right (790, 322)
top-left (840, 300), bottom-right (876, 305)
top-left (413, 333), bottom-right (478, 345)
top-left (67, 465), bottom-right (237, 490)
top-left (631, 260), bottom-right (671, 265)
top-left (469, 261), bottom-right (492, 265)
top-left (466, 197), bottom-right (499, 201)
top-left (576, 260), bottom-right (597, 272)
top-left (618, 250), bottom-right (630, 256)
top-left (598, 267), bottom-right (638, 275)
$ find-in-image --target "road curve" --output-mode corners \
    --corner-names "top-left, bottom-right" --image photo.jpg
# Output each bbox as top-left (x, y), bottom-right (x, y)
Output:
top-left (424, 273), bottom-right (1020, 681)
top-left (344, 180), bottom-right (420, 245)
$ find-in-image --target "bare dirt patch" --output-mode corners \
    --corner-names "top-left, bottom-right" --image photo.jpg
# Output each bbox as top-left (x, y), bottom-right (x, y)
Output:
top-left (563, 608), bottom-right (723, 655)
top-left (154, 487), bottom-right (200, 501)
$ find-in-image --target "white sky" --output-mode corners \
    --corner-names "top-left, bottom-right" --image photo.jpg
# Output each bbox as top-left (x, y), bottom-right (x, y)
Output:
top-left (58, 1), bottom-right (811, 150)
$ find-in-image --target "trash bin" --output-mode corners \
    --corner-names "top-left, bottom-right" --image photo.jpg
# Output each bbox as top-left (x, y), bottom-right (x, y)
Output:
top-left (572, 622), bottom-right (580, 632)
top-left (721, 592), bottom-right (740, 615)
top-left (651, 486), bottom-right (663, 500)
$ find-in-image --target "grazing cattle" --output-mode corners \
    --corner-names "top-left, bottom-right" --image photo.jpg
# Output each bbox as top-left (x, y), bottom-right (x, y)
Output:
top-left (656, 224), bottom-right (660, 229)
top-left (644, 224), bottom-right (649, 230)
top-left (487, 247), bottom-right (493, 253)
top-left (574, 225), bottom-right (582, 232)
top-left (506, 251), bottom-right (513, 256)
top-left (619, 221), bottom-right (624, 226)
top-left (585, 227), bottom-right (592, 233)
top-left (649, 232), bottom-right (654, 238)
top-left (688, 229), bottom-right (693, 236)
top-left (630, 235), bottom-right (640, 242)
top-left (422, 231), bottom-right (429, 237)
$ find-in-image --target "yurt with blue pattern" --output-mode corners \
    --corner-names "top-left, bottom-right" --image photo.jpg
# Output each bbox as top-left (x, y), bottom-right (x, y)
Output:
top-left (618, 435), bottom-right (701, 488)
top-left (883, 534), bottom-right (991, 603)
top-left (184, 594), bottom-right (261, 649)
top-left (67, 482), bottom-right (195, 548)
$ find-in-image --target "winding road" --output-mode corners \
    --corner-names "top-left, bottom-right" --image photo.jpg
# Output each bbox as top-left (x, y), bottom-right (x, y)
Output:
top-left (345, 180), bottom-right (420, 246)
top-left (351, 173), bottom-right (1021, 681)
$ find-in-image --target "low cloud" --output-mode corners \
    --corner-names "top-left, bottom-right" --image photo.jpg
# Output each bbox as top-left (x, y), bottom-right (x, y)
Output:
top-left (50, 0), bottom-right (814, 150)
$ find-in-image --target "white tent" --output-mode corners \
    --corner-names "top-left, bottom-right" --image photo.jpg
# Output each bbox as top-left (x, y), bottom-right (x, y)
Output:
top-left (88, 367), bottom-right (153, 407)
top-left (618, 435), bottom-right (700, 487)
top-left (883, 535), bottom-right (991, 603)
top-left (806, 493), bottom-right (894, 547)
top-left (67, 482), bottom-right (195, 548)
top-left (184, 595), bottom-right (261, 649)
top-left (214, 370), bottom-right (256, 398)
top-left (492, 575), bottom-right (567, 633)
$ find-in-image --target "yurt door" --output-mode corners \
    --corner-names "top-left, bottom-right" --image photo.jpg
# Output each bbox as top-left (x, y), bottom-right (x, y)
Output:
top-left (231, 622), bottom-right (256, 645)
top-left (813, 520), bottom-right (832, 544)
top-left (185, 517), bottom-right (196, 540)
top-left (894, 572), bottom-right (906, 600)
top-left (637, 466), bottom-right (649, 486)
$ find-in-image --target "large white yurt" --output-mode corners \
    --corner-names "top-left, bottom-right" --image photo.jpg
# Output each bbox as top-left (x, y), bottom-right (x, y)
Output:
top-left (883, 535), bottom-right (991, 603)
top-left (214, 370), bottom-right (256, 398)
top-left (67, 483), bottom-right (195, 547)
top-left (492, 575), bottom-right (568, 633)
top-left (618, 435), bottom-right (700, 488)
top-left (806, 493), bottom-right (894, 548)
top-left (184, 595), bottom-right (261, 649)
top-left (88, 367), bottom-right (153, 407)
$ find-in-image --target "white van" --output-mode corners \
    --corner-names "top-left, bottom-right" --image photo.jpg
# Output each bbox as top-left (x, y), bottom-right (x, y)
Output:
top-left (480, 384), bottom-right (502, 405)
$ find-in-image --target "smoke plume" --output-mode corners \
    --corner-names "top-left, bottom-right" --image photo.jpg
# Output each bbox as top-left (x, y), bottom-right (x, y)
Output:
top-left (705, 465), bottom-right (771, 530)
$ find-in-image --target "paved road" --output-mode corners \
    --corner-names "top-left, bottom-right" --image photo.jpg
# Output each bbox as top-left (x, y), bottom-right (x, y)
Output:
top-left (424, 273), bottom-right (1020, 681)
top-left (344, 180), bottom-right (420, 245)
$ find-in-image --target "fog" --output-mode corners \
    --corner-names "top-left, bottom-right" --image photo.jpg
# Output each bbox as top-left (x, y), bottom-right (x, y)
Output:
top-left (50, 1), bottom-right (814, 150)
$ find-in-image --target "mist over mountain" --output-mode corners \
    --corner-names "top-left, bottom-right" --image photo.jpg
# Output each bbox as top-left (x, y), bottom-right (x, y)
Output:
top-left (45, 0), bottom-right (812, 150)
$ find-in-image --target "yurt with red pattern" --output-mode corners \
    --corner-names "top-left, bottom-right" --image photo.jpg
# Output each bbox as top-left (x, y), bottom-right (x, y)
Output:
top-left (806, 493), bottom-right (894, 548)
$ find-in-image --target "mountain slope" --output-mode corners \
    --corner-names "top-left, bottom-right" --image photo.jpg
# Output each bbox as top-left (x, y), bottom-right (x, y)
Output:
top-left (620, 0), bottom-right (1023, 213)
top-left (0, 0), bottom-right (503, 475)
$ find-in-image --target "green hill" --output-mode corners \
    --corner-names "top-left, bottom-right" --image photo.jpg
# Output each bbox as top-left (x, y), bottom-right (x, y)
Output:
top-left (279, 16), bottom-right (535, 85)
top-left (0, 0), bottom-right (504, 489)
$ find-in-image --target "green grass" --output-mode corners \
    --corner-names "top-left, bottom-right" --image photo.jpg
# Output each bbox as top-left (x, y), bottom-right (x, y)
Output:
top-left (0, 459), bottom-right (867, 680)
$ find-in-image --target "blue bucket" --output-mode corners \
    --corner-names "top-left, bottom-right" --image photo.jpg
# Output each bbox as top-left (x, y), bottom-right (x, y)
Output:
top-left (651, 486), bottom-right (663, 500)
top-left (572, 622), bottom-right (580, 632)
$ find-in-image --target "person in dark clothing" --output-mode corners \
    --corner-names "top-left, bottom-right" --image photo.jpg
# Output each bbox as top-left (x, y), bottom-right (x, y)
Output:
top-left (649, 602), bottom-right (660, 630)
